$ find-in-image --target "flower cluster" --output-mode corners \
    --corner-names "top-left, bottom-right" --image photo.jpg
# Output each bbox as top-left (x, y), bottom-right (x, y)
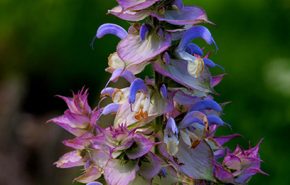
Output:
top-left (50, 0), bottom-right (266, 184)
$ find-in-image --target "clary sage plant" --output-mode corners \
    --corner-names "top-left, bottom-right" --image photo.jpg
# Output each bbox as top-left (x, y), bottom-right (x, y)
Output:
top-left (49, 0), bottom-right (267, 184)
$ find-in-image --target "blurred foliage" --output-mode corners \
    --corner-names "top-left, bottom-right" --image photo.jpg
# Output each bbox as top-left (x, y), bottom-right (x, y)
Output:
top-left (0, 0), bottom-right (290, 184)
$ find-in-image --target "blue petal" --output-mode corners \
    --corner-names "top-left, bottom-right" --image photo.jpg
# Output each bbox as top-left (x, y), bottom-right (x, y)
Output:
top-left (180, 112), bottom-right (204, 128)
top-left (162, 52), bottom-right (170, 64)
top-left (96, 23), bottom-right (128, 39)
top-left (207, 115), bottom-right (224, 126)
top-left (101, 87), bottom-right (115, 97)
top-left (190, 99), bottom-right (222, 112)
top-left (173, 0), bottom-right (184, 9)
top-left (91, 23), bottom-right (128, 49)
top-left (166, 117), bottom-right (178, 134)
top-left (160, 84), bottom-right (168, 99)
top-left (108, 68), bottom-right (136, 85)
top-left (185, 43), bottom-right (204, 56)
top-left (140, 24), bottom-right (149, 41)
top-left (87, 182), bottom-right (103, 185)
top-left (203, 58), bottom-right (224, 70)
top-left (129, 78), bottom-right (147, 104)
top-left (102, 103), bottom-right (120, 115)
top-left (178, 26), bottom-right (217, 52)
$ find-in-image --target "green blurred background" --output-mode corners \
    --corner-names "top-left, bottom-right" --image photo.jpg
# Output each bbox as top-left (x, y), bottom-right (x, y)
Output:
top-left (0, 0), bottom-right (289, 184)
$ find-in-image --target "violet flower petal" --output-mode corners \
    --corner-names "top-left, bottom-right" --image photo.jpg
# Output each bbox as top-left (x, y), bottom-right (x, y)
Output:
top-left (164, 117), bottom-right (179, 155)
top-left (117, 31), bottom-right (171, 67)
top-left (160, 84), bottom-right (168, 99)
top-left (214, 163), bottom-right (234, 184)
top-left (207, 115), bottom-right (225, 126)
top-left (108, 6), bottom-right (150, 21)
top-left (140, 24), bottom-right (149, 41)
top-left (214, 134), bottom-right (240, 146)
top-left (102, 103), bottom-right (120, 115)
top-left (211, 74), bottom-right (225, 87)
top-left (139, 152), bottom-right (162, 179)
top-left (107, 52), bottom-right (149, 75)
top-left (129, 78), bottom-right (148, 104)
top-left (104, 159), bottom-right (139, 185)
top-left (54, 150), bottom-right (84, 168)
top-left (176, 140), bottom-right (214, 181)
top-left (75, 166), bottom-right (102, 183)
top-left (186, 43), bottom-right (204, 56)
top-left (151, 6), bottom-right (208, 26)
top-left (190, 99), bottom-right (222, 112)
top-left (153, 58), bottom-right (213, 93)
top-left (117, 0), bottom-right (159, 11)
top-left (108, 68), bottom-right (136, 84)
top-left (173, 0), bottom-right (184, 10)
top-left (178, 26), bottom-right (216, 51)
top-left (96, 23), bottom-right (128, 39)
top-left (87, 182), bottom-right (103, 185)
top-left (203, 58), bottom-right (224, 70)
top-left (126, 135), bottom-right (154, 159)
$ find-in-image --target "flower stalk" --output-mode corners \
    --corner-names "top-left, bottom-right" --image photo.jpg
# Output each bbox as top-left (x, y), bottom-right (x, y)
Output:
top-left (49, 0), bottom-right (266, 184)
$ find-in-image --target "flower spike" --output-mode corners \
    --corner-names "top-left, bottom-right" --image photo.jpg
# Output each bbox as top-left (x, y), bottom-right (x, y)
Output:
top-left (51, 0), bottom-right (265, 184)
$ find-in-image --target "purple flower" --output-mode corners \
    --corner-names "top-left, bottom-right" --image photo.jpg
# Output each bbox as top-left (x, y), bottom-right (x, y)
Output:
top-left (49, 89), bottom-right (101, 136)
top-left (116, 0), bottom-right (159, 11)
top-left (215, 141), bottom-right (267, 184)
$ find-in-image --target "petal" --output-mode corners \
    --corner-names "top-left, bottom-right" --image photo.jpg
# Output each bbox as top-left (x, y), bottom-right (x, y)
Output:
top-left (214, 163), bottom-right (234, 184)
top-left (176, 140), bottom-right (214, 181)
top-left (125, 135), bottom-right (154, 159)
top-left (109, 6), bottom-right (150, 21)
top-left (173, 0), bottom-right (184, 10)
top-left (107, 52), bottom-right (149, 75)
top-left (160, 84), bottom-right (168, 99)
top-left (108, 68), bottom-right (136, 84)
top-left (49, 111), bottom-right (90, 136)
top-left (203, 58), bottom-right (224, 70)
top-left (166, 117), bottom-right (178, 134)
top-left (87, 182), bottom-right (103, 185)
top-left (139, 152), bottom-right (162, 179)
top-left (214, 134), bottom-right (240, 146)
top-left (75, 166), bottom-right (102, 183)
top-left (117, 31), bottom-right (171, 67)
top-left (151, 6), bottom-right (208, 26)
top-left (180, 111), bottom-right (207, 128)
top-left (235, 168), bottom-right (265, 184)
top-left (177, 26), bottom-right (216, 52)
top-left (186, 43), bottom-right (204, 56)
top-left (140, 24), bottom-right (149, 41)
top-left (101, 87), bottom-right (116, 98)
top-left (104, 159), bottom-right (139, 185)
top-left (57, 89), bottom-right (91, 115)
top-left (62, 133), bottom-right (93, 149)
top-left (164, 117), bottom-right (179, 155)
top-left (96, 23), bottom-right (128, 39)
top-left (190, 99), bottom-right (222, 112)
top-left (207, 115), bottom-right (225, 126)
top-left (129, 78), bottom-right (148, 104)
top-left (223, 154), bottom-right (242, 171)
top-left (211, 74), bottom-right (224, 87)
top-left (54, 150), bottom-right (84, 168)
top-left (102, 103), bottom-right (120, 115)
top-left (117, 0), bottom-right (158, 11)
top-left (153, 58), bottom-right (213, 92)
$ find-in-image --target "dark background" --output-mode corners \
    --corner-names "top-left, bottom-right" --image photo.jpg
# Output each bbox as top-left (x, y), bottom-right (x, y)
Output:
top-left (0, 0), bottom-right (289, 184)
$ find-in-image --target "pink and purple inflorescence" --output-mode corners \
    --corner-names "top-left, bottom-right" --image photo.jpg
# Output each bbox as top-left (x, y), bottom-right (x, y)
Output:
top-left (49, 0), bottom-right (266, 184)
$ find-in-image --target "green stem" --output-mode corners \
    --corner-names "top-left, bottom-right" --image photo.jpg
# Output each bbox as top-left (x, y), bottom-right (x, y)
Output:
top-left (153, 70), bottom-right (163, 133)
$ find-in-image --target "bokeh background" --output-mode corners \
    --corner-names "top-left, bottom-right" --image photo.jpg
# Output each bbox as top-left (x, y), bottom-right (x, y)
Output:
top-left (0, 0), bottom-right (290, 184)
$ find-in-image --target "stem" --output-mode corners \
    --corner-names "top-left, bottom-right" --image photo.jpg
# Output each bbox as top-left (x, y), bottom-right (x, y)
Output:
top-left (153, 70), bottom-right (163, 133)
